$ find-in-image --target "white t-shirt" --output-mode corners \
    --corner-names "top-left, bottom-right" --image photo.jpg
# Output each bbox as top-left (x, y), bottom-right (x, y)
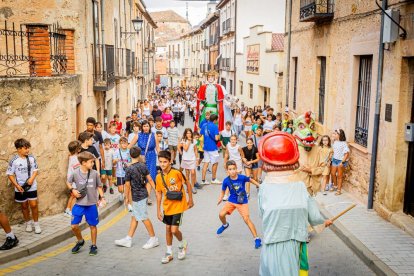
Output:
top-left (263, 120), bottom-right (276, 131)
top-left (103, 133), bottom-right (120, 150)
top-left (227, 144), bottom-right (242, 161)
top-left (151, 126), bottom-right (168, 140)
top-left (234, 114), bottom-right (243, 126)
top-left (7, 154), bottom-right (39, 192)
top-left (103, 148), bottom-right (115, 170)
top-left (128, 132), bottom-right (139, 144)
top-left (67, 155), bottom-right (80, 178)
top-left (181, 140), bottom-right (196, 161)
top-left (332, 141), bottom-right (350, 160)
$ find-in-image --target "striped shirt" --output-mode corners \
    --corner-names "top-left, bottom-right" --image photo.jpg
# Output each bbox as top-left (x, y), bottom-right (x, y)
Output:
top-left (167, 127), bottom-right (180, 146)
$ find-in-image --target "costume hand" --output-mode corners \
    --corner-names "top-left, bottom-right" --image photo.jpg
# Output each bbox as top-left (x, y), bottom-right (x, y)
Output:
top-left (72, 190), bottom-right (81, 198)
top-left (324, 219), bottom-right (333, 227)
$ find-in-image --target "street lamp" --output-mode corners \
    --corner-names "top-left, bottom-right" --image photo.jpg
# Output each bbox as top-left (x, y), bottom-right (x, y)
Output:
top-left (121, 17), bottom-right (143, 37)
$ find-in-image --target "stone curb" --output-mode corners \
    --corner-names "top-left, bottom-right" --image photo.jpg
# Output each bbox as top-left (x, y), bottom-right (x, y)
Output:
top-left (0, 200), bottom-right (122, 265)
top-left (318, 205), bottom-right (398, 276)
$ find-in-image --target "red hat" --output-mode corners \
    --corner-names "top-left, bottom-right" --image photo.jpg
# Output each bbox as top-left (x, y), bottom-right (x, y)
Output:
top-left (258, 131), bottom-right (299, 166)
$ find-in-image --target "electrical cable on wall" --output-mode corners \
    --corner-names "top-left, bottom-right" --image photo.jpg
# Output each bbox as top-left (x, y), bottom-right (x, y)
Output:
top-left (375, 0), bottom-right (407, 39)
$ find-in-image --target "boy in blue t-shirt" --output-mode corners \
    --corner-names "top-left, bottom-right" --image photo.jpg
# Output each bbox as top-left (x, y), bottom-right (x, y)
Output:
top-left (216, 160), bottom-right (262, 249)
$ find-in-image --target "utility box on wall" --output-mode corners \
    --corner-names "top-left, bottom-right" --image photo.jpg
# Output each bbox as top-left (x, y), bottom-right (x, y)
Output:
top-left (406, 123), bottom-right (414, 142)
top-left (383, 9), bottom-right (400, 43)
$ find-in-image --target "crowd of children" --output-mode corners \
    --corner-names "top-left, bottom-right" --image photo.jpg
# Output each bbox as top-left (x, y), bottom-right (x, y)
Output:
top-left (0, 86), bottom-right (350, 270)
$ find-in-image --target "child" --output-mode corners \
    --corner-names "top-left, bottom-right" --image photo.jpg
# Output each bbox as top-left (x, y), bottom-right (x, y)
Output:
top-left (282, 120), bottom-right (294, 134)
top-left (102, 139), bottom-right (115, 194)
top-left (194, 131), bottom-right (204, 171)
top-left (0, 212), bottom-right (18, 250)
top-left (155, 150), bottom-right (194, 264)
top-left (7, 138), bottom-right (41, 234)
top-left (104, 123), bottom-right (121, 150)
top-left (319, 135), bottom-right (334, 195)
top-left (178, 128), bottom-right (199, 193)
top-left (220, 121), bottom-right (234, 157)
top-left (282, 112), bottom-right (290, 129)
top-left (128, 121), bottom-right (140, 144)
top-left (79, 132), bottom-right (101, 172)
top-left (216, 160), bottom-right (261, 249)
top-left (115, 146), bottom-right (159, 249)
top-left (242, 138), bottom-right (260, 198)
top-left (68, 151), bottom-right (106, 256)
top-left (251, 126), bottom-right (264, 183)
top-left (223, 135), bottom-right (244, 201)
top-left (167, 120), bottom-right (179, 165)
top-left (113, 137), bottom-right (131, 201)
top-left (262, 114), bottom-right (276, 134)
top-left (65, 140), bottom-right (81, 217)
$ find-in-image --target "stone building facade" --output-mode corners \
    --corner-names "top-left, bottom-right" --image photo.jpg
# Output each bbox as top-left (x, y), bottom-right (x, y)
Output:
top-left (284, 0), bottom-right (414, 223)
top-left (0, 0), bottom-right (156, 221)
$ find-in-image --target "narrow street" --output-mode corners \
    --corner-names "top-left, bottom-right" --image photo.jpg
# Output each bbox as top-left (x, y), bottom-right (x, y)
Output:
top-left (0, 115), bottom-right (374, 276)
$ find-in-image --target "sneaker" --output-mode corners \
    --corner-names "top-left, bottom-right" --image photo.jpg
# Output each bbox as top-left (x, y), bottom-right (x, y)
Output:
top-left (201, 180), bottom-right (209, 185)
top-left (161, 253), bottom-right (174, 264)
top-left (142, 237), bottom-right (159, 249)
top-left (89, 245), bottom-right (98, 256)
top-left (103, 184), bottom-right (108, 193)
top-left (147, 198), bottom-right (153, 206)
top-left (34, 223), bottom-right (42, 234)
top-left (192, 187), bottom-right (197, 194)
top-left (178, 240), bottom-right (188, 260)
top-left (255, 238), bottom-right (262, 249)
top-left (64, 209), bottom-right (72, 218)
top-left (118, 194), bottom-right (124, 202)
top-left (110, 188), bottom-right (114, 194)
top-left (127, 204), bottom-right (133, 212)
top-left (115, 237), bottom-right (132, 248)
top-left (216, 223), bottom-right (229, 235)
top-left (323, 191), bottom-right (327, 195)
top-left (211, 179), bottom-right (221, 185)
top-left (0, 236), bottom-right (19, 250)
top-left (71, 239), bottom-right (85, 254)
top-left (207, 168), bottom-right (212, 174)
top-left (25, 221), bottom-right (33, 232)
top-left (194, 182), bottom-right (203, 189)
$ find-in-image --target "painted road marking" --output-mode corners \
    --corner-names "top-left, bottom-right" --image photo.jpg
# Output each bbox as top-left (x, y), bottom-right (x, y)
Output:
top-left (0, 209), bottom-right (127, 275)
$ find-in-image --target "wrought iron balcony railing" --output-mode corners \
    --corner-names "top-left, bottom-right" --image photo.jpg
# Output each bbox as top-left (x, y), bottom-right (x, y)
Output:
top-left (300, 0), bottom-right (334, 22)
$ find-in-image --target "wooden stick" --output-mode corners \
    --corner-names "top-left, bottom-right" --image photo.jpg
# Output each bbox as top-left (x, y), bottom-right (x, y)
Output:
top-left (331, 204), bottom-right (356, 221)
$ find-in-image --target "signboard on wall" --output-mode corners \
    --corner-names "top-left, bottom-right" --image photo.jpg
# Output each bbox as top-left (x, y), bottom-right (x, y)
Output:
top-left (247, 44), bottom-right (260, 74)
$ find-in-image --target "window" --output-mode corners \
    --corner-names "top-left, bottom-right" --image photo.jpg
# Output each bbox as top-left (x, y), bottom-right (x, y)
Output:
top-left (240, 81), bottom-right (243, 95)
top-left (249, 83), bottom-right (253, 99)
top-left (355, 56), bottom-right (373, 147)
top-left (293, 57), bottom-right (298, 110)
top-left (318, 57), bottom-right (326, 124)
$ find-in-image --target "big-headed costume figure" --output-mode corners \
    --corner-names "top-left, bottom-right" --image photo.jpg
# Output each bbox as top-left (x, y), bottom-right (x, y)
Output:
top-left (257, 132), bottom-right (331, 276)
top-left (293, 111), bottom-right (323, 195)
top-left (195, 70), bottom-right (232, 131)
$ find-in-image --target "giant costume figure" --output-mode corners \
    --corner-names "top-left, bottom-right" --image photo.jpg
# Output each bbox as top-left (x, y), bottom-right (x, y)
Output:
top-left (258, 132), bottom-right (331, 276)
top-left (195, 71), bottom-right (231, 131)
top-left (293, 112), bottom-right (324, 195)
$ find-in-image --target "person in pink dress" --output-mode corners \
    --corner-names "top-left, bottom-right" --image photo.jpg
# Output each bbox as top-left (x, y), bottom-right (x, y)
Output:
top-left (161, 107), bottom-right (173, 129)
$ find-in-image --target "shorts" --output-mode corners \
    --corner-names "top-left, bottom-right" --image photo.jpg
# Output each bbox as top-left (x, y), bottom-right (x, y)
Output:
top-left (15, 190), bottom-right (38, 203)
top-left (168, 145), bottom-right (178, 151)
top-left (71, 204), bottom-right (99, 226)
top-left (245, 163), bottom-right (259, 170)
top-left (116, 177), bottom-right (126, 186)
top-left (198, 151), bottom-right (204, 160)
top-left (100, 169), bottom-right (113, 176)
top-left (203, 150), bottom-right (220, 164)
top-left (163, 213), bottom-right (183, 226)
top-left (132, 198), bottom-right (149, 221)
top-left (221, 202), bottom-right (249, 218)
top-left (181, 160), bottom-right (196, 170)
top-left (332, 158), bottom-right (348, 167)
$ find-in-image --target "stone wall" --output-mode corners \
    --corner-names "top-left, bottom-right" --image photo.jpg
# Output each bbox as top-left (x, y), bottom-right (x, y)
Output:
top-left (0, 75), bottom-right (80, 223)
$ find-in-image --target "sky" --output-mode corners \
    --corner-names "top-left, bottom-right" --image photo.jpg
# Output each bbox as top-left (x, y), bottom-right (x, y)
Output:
top-left (146, 0), bottom-right (210, 26)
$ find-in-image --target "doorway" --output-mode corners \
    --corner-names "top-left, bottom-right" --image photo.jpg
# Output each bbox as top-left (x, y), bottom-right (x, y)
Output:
top-left (263, 87), bottom-right (270, 107)
top-left (404, 58), bottom-right (414, 216)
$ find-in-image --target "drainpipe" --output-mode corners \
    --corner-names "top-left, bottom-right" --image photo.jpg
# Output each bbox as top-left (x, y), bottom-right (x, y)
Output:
top-left (233, 0), bottom-right (237, 94)
top-left (368, 0), bottom-right (387, 209)
top-left (101, 0), bottom-right (106, 73)
top-left (285, 0), bottom-right (292, 107)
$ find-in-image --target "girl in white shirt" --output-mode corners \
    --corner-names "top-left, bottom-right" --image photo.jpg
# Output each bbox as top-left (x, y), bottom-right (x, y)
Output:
top-left (331, 129), bottom-right (350, 195)
top-left (233, 108), bottom-right (243, 136)
top-left (178, 128), bottom-right (198, 194)
top-left (262, 114), bottom-right (276, 134)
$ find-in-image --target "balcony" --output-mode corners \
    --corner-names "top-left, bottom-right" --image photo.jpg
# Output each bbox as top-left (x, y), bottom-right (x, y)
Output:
top-left (93, 44), bottom-right (115, 91)
top-left (300, 0), bottom-right (334, 22)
